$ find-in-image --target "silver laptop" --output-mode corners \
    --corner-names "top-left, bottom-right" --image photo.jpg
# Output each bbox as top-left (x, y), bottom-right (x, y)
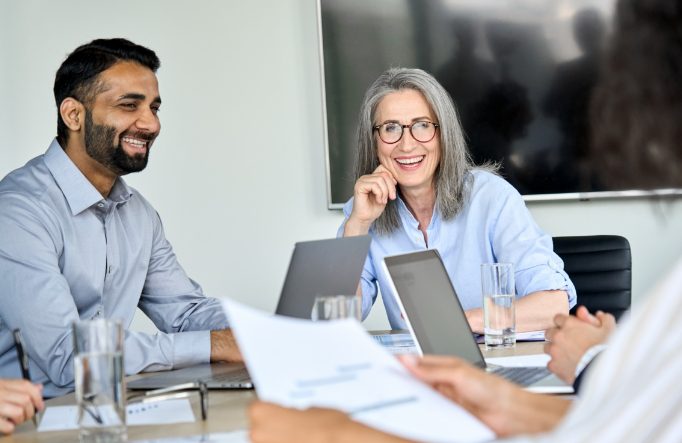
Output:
top-left (382, 249), bottom-right (572, 394)
top-left (129, 236), bottom-right (372, 390)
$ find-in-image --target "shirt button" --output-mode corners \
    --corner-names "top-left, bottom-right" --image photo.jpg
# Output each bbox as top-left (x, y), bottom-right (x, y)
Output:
top-left (98, 202), bottom-right (104, 208)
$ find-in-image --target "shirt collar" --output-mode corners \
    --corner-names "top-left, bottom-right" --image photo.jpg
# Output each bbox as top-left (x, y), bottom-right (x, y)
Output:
top-left (396, 196), bottom-right (420, 229)
top-left (109, 176), bottom-right (134, 205)
top-left (43, 139), bottom-right (133, 215)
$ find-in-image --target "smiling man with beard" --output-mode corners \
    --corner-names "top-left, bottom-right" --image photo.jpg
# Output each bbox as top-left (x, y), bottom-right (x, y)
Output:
top-left (0, 38), bottom-right (241, 398)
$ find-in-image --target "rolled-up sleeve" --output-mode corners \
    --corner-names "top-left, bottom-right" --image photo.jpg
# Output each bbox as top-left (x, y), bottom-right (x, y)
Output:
top-left (490, 185), bottom-right (577, 307)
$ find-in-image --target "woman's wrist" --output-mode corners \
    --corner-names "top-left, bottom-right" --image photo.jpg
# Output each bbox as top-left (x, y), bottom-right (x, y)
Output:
top-left (343, 216), bottom-right (372, 236)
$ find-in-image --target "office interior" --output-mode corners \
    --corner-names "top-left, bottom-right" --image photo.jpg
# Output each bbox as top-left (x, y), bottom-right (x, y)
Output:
top-left (2, 0), bottom-right (682, 333)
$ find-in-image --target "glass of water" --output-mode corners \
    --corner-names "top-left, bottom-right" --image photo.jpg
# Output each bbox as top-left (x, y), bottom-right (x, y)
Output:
top-left (73, 319), bottom-right (126, 442)
top-left (481, 263), bottom-right (516, 349)
top-left (311, 295), bottom-right (361, 321)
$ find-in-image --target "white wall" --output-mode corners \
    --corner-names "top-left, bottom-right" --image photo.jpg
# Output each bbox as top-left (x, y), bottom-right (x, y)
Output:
top-left (2, 0), bottom-right (681, 332)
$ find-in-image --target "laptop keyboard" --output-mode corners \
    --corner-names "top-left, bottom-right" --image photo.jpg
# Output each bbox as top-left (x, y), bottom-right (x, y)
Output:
top-left (492, 366), bottom-right (551, 387)
top-left (208, 368), bottom-right (252, 384)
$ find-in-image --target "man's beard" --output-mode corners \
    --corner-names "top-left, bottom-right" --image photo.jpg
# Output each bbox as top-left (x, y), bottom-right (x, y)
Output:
top-left (84, 109), bottom-right (152, 175)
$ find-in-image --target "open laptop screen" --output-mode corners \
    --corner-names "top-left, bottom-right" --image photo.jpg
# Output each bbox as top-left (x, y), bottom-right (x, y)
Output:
top-left (384, 250), bottom-right (487, 368)
top-left (275, 236), bottom-right (371, 319)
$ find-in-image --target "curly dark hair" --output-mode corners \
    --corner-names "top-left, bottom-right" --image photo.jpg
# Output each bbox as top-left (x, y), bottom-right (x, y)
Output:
top-left (590, 0), bottom-right (682, 189)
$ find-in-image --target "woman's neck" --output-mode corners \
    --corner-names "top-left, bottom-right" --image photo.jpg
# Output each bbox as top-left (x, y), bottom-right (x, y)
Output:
top-left (401, 185), bottom-right (436, 231)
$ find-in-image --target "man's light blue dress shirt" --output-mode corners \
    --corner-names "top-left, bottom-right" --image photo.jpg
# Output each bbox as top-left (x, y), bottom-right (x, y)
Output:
top-left (0, 140), bottom-right (229, 397)
top-left (340, 170), bottom-right (577, 330)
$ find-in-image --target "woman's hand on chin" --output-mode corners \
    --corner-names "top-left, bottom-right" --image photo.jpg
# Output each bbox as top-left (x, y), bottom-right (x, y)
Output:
top-left (345, 165), bottom-right (398, 236)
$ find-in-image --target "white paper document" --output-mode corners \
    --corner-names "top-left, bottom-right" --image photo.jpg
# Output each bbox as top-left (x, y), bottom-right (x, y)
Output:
top-left (222, 299), bottom-right (494, 443)
top-left (131, 430), bottom-right (249, 442)
top-left (515, 330), bottom-right (547, 341)
top-left (38, 399), bottom-right (195, 432)
top-left (486, 353), bottom-right (551, 368)
top-left (372, 333), bottom-right (418, 355)
top-left (475, 330), bottom-right (546, 344)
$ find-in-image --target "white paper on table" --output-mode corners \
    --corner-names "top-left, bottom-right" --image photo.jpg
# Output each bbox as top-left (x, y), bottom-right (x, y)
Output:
top-left (475, 330), bottom-right (546, 344)
top-left (486, 353), bottom-right (551, 368)
top-left (222, 299), bottom-right (494, 443)
top-left (130, 430), bottom-right (249, 442)
top-left (515, 330), bottom-right (547, 341)
top-left (37, 399), bottom-right (195, 431)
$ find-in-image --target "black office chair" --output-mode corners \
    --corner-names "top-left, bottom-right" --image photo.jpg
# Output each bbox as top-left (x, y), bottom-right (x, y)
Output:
top-left (552, 235), bottom-right (632, 321)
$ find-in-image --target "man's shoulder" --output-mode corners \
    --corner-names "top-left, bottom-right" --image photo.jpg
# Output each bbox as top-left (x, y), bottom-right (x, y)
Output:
top-left (0, 154), bottom-right (53, 207)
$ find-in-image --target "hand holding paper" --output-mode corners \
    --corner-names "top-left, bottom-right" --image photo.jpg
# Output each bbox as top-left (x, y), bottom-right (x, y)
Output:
top-left (222, 299), bottom-right (493, 443)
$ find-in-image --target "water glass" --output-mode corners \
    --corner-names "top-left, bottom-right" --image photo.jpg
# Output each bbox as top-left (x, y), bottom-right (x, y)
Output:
top-left (481, 263), bottom-right (516, 349)
top-left (311, 295), bottom-right (361, 321)
top-left (73, 319), bottom-right (126, 442)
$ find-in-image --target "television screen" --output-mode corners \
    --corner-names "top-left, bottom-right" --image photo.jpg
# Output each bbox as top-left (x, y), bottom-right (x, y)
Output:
top-left (319, 0), bottom-right (674, 207)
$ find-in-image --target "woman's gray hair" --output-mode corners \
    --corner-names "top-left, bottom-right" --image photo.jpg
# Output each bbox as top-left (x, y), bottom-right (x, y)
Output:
top-left (355, 67), bottom-right (486, 235)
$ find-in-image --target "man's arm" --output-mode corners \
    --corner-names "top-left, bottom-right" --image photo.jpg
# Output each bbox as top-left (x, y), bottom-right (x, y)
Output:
top-left (0, 195), bottom-right (89, 391)
top-left (136, 208), bottom-right (241, 364)
top-left (210, 329), bottom-right (242, 362)
top-left (0, 195), bottom-right (236, 397)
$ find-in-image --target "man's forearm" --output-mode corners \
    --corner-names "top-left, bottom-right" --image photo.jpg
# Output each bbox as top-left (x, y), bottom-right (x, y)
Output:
top-left (210, 329), bottom-right (242, 362)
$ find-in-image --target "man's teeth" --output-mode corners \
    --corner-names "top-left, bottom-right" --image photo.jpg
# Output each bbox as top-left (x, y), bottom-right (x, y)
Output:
top-left (122, 137), bottom-right (147, 147)
top-left (396, 156), bottom-right (424, 165)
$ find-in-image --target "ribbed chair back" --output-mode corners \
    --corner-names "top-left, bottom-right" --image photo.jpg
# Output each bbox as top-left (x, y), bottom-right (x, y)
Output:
top-left (553, 235), bottom-right (632, 321)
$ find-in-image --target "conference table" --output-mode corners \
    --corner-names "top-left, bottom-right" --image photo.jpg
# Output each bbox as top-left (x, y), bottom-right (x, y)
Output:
top-left (4, 341), bottom-right (548, 442)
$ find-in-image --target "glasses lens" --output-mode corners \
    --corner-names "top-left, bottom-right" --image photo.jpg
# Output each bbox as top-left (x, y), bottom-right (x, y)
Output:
top-left (379, 123), bottom-right (403, 143)
top-left (411, 121), bottom-right (436, 143)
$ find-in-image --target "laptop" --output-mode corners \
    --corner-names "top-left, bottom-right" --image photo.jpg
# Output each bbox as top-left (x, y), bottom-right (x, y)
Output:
top-left (382, 249), bottom-right (572, 394)
top-left (129, 236), bottom-right (372, 390)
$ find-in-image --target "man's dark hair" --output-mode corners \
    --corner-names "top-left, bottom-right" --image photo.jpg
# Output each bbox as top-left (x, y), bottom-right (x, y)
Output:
top-left (590, 0), bottom-right (682, 189)
top-left (54, 38), bottom-right (160, 146)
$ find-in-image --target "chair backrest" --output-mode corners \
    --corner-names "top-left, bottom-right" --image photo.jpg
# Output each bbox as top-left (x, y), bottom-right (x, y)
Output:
top-left (553, 235), bottom-right (632, 321)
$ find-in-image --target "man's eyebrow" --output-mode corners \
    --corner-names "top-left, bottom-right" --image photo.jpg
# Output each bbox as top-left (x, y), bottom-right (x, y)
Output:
top-left (117, 93), bottom-right (161, 105)
top-left (118, 93), bottom-right (146, 101)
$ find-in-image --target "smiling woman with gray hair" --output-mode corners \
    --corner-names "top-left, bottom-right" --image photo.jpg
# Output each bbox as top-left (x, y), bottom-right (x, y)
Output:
top-left (340, 67), bottom-right (575, 333)
top-left (250, 0), bottom-right (682, 441)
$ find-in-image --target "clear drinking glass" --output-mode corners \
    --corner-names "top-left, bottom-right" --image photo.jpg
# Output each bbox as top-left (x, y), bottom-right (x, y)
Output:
top-left (311, 295), bottom-right (361, 321)
top-left (481, 263), bottom-right (516, 349)
top-left (73, 319), bottom-right (126, 442)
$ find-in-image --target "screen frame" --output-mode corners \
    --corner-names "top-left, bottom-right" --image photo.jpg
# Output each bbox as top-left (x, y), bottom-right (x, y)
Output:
top-left (315, 0), bottom-right (682, 209)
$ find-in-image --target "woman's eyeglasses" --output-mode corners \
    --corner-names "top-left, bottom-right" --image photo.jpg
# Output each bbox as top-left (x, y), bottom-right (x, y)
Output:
top-left (373, 121), bottom-right (440, 144)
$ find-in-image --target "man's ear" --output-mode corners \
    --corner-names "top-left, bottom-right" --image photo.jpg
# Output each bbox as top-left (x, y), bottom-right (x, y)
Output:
top-left (59, 98), bottom-right (86, 132)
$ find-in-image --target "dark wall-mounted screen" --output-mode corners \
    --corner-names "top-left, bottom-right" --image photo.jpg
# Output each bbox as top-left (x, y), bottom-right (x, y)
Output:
top-left (319, 0), bottom-right (673, 207)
